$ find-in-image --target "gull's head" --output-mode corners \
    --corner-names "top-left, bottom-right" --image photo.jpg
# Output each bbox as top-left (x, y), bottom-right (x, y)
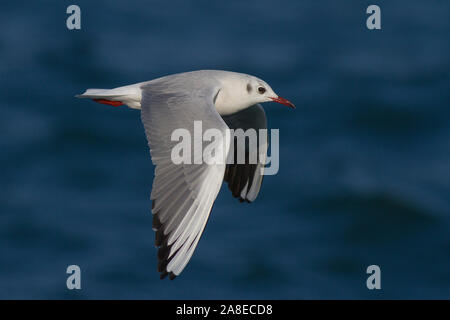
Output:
top-left (214, 72), bottom-right (295, 115)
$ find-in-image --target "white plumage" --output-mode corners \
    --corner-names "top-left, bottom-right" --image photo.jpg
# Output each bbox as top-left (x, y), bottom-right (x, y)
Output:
top-left (77, 70), bottom-right (294, 279)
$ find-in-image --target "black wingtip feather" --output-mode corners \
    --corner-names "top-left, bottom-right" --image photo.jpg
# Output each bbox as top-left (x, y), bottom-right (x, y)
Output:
top-left (153, 208), bottom-right (178, 279)
top-left (155, 228), bottom-right (164, 247)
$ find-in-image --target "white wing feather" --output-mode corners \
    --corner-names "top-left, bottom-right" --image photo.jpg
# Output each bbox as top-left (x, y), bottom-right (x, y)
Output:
top-left (140, 74), bottom-right (230, 279)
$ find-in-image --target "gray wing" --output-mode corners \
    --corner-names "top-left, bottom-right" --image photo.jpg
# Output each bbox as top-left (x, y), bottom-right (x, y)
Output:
top-left (221, 104), bottom-right (268, 202)
top-left (140, 77), bottom-right (230, 279)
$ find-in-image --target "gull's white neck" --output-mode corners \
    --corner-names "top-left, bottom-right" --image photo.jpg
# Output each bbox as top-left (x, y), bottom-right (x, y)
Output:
top-left (213, 73), bottom-right (255, 116)
top-left (214, 90), bottom-right (250, 116)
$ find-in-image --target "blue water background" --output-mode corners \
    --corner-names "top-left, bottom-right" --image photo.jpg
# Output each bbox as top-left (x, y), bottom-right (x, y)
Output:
top-left (0, 0), bottom-right (449, 299)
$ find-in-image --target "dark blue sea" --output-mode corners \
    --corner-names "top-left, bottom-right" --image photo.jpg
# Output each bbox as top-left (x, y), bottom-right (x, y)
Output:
top-left (0, 0), bottom-right (449, 299)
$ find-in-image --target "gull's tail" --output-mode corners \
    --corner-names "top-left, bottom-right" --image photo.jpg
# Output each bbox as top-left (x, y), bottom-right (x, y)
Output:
top-left (76, 83), bottom-right (143, 109)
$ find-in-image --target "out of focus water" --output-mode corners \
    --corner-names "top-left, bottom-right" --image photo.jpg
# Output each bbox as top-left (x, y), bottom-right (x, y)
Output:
top-left (0, 0), bottom-right (449, 299)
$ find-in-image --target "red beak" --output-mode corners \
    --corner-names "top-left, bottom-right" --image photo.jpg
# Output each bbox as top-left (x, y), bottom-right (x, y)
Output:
top-left (270, 96), bottom-right (296, 109)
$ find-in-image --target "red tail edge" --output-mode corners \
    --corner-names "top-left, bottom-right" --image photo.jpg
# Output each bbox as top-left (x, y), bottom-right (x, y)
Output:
top-left (93, 99), bottom-right (124, 107)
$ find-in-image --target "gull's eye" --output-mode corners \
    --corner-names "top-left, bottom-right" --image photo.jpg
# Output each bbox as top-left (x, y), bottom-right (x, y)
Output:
top-left (258, 87), bottom-right (266, 94)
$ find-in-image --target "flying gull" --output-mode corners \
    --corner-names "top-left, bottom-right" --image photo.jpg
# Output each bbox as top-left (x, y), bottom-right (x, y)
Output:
top-left (76, 70), bottom-right (295, 279)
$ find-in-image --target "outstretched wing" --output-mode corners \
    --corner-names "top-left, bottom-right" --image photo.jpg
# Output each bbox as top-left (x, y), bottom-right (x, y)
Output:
top-left (221, 104), bottom-right (268, 202)
top-left (140, 76), bottom-right (230, 279)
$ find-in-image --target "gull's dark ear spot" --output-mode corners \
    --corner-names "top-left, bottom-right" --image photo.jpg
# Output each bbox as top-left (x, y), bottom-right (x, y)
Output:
top-left (246, 83), bottom-right (252, 93)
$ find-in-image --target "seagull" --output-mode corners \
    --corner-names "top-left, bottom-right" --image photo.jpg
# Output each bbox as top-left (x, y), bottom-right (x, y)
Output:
top-left (76, 70), bottom-right (295, 279)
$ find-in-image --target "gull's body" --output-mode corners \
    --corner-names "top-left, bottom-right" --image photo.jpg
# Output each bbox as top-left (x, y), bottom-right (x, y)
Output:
top-left (77, 70), bottom-right (294, 279)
